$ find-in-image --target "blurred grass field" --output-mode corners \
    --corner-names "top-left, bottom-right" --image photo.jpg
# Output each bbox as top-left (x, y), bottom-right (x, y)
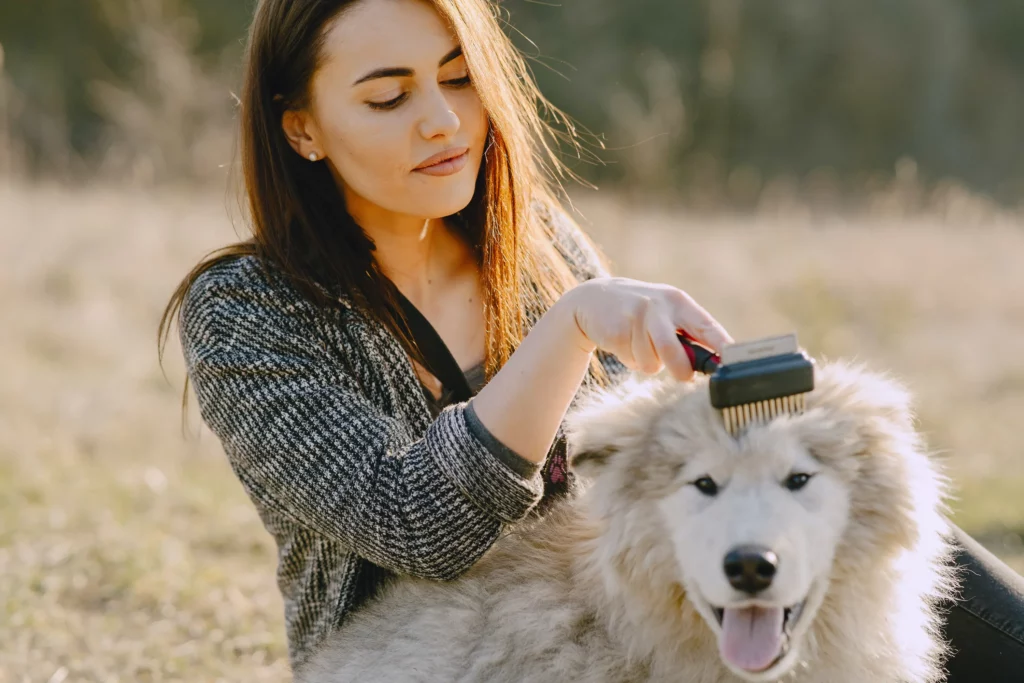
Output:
top-left (2, 180), bottom-right (1023, 682)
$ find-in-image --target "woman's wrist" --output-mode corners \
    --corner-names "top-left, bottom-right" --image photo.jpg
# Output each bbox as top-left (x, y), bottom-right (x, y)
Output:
top-left (555, 283), bottom-right (598, 355)
top-left (467, 285), bottom-right (597, 465)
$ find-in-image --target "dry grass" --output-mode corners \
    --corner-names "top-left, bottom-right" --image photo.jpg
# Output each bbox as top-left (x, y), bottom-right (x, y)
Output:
top-left (2, 181), bottom-right (1022, 682)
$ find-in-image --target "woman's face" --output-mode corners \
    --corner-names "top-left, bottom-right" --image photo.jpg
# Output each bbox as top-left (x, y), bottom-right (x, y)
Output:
top-left (285, 0), bottom-right (489, 223)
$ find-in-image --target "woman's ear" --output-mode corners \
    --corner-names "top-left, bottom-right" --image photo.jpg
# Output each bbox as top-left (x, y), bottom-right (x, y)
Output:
top-left (281, 108), bottom-right (322, 161)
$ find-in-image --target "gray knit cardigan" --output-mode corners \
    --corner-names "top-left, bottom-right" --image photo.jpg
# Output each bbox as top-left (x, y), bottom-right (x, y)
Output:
top-left (178, 215), bottom-right (628, 670)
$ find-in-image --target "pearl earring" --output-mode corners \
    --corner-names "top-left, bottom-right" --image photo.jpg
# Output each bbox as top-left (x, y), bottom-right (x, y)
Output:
top-left (308, 152), bottom-right (318, 162)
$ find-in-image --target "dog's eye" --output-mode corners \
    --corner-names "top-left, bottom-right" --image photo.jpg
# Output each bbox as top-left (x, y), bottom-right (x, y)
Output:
top-left (692, 476), bottom-right (719, 496)
top-left (784, 472), bottom-right (813, 491)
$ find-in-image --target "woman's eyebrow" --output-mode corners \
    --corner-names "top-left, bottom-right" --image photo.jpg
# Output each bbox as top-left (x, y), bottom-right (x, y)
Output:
top-left (351, 45), bottom-right (464, 86)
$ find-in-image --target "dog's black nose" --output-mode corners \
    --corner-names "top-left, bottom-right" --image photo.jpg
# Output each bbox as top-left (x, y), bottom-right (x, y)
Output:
top-left (723, 545), bottom-right (778, 594)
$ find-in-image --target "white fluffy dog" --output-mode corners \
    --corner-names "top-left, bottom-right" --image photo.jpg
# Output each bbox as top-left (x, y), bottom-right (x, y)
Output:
top-left (299, 362), bottom-right (956, 683)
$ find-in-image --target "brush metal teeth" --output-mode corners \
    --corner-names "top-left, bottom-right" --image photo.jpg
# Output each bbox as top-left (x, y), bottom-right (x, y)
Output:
top-left (721, 393), bottom-right (807, 436)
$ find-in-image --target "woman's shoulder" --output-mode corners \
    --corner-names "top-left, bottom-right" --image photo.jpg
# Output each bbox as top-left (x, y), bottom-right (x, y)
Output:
top-left (178, 253), bottom-right (331, 352)
top-left (182, 255), bottom-right (269, 323)
top-left (182, 252), bottom-right (341, 315)
top-left (184, 252), bottom-right (296, 297)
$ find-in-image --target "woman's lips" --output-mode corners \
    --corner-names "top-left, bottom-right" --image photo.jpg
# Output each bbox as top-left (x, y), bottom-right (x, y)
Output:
top-left (413, 149), bottom-right (469, 177)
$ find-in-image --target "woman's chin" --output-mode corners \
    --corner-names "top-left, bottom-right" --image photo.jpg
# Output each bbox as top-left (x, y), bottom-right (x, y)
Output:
top-left (400, 187), bottom-right (478, 221)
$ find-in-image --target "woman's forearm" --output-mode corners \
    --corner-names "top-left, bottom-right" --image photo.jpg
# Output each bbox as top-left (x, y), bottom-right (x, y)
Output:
top-left (468, 274), bottom-right (732, 466)
top-left (468, 289), bottom-right (595, 465)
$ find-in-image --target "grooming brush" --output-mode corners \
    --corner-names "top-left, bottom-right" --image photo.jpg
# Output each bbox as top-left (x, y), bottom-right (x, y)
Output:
top-left (676, 331), bottom-right (816, 437)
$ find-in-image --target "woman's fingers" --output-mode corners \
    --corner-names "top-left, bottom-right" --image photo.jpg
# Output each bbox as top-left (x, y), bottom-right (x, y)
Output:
top-left (564, 279), bottom-right (730, 379)
top-left (668, 289), bottom-right (733, 351)
top-left (648, 313), bottom-right (694, 380)
top-left (631, 300), bottom-right (663, 375)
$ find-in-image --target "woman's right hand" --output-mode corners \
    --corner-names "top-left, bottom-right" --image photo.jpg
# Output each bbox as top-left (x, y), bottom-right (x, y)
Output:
top-left (562, 276), bottom-right (733, 381)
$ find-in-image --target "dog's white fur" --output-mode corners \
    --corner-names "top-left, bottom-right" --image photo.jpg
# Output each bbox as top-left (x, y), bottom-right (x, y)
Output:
top-left (298, 362), bottom-right (957, 683)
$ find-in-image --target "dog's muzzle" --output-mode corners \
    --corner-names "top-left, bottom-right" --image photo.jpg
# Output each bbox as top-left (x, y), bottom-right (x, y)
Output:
top-left (706, 545), bottom-right (807, 675)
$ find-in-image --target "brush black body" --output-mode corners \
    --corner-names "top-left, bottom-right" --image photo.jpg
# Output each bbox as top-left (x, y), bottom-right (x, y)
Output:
top-left (678, 333), bottom-right (815, 436)
top-left (707, 352), bottom-right (814, 410)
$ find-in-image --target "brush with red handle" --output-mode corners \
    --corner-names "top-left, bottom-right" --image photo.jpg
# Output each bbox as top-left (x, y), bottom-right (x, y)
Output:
top-left (676, 329), bottom-right (722, 375)
top-left (677, 331), bottom-right (815, 437)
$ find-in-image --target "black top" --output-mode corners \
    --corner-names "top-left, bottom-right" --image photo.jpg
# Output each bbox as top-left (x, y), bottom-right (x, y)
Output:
top-left (420, 359), bottom-right (487, 417)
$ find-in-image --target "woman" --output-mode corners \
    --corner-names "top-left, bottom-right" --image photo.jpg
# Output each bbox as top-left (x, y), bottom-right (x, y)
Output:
top-left (159, 0), bottom-right (1024, 678)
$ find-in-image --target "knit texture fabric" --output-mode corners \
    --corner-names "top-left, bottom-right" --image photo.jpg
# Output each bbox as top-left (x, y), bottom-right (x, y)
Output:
top-left (178, 211), bottom-right (629, 670)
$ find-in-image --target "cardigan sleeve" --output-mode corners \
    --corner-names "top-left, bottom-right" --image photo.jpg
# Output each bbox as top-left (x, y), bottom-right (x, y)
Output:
top-left (178, 261), bottom-right (545, 582)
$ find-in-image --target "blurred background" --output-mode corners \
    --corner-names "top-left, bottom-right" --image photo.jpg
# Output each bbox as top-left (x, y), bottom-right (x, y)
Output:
top-left (1, 0), bottom-right (1022, 680)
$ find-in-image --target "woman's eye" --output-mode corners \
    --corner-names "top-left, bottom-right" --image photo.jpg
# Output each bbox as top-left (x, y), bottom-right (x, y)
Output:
top-left (366, 74), bottom-right (470, 111)
top-left (367, 92), bottom-right (409, 111)
top-left (442, 75), bottom-right (471, 87)
top-left (783, 472), bottom-right (813, 491)
top-left (692, 476), bottom-right (719, 497)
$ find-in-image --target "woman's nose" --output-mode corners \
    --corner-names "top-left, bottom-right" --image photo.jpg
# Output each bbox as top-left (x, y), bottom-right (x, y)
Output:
top-left (418, 90), bottom-right (461, 140)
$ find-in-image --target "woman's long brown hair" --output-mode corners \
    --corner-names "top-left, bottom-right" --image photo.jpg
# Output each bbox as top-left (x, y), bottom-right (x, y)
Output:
top-left (157, 0), bottom-right (610, 414)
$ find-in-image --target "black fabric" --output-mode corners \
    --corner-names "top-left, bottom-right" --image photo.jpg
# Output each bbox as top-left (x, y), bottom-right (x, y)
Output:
top-left (391, 286), bottom-right (473, 403)
top-left (420, 360), bottom-right (485, 419)
top-left (941, 524), bottom-right (1024, 682)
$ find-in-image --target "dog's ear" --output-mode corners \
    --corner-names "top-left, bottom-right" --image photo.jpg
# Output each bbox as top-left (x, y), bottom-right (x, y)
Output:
top-left (567, 443), bottom-right (619, 479)
top-left (564, 377), bottom-right (663, 480)
top-left (800, 362), bottom-right (918, 464)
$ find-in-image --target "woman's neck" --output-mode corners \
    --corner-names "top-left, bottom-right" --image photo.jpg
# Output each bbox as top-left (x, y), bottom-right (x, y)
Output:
top-left (350, 203), bottom-right (475, 308)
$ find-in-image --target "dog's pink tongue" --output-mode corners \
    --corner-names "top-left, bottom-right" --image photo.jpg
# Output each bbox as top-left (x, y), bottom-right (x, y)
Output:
top-left (720, 606), bottom-right (785, 672)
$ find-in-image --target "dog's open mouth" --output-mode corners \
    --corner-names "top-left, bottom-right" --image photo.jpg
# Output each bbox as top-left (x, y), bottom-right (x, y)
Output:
top-left (710, 600), bottom-right (806, 674)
